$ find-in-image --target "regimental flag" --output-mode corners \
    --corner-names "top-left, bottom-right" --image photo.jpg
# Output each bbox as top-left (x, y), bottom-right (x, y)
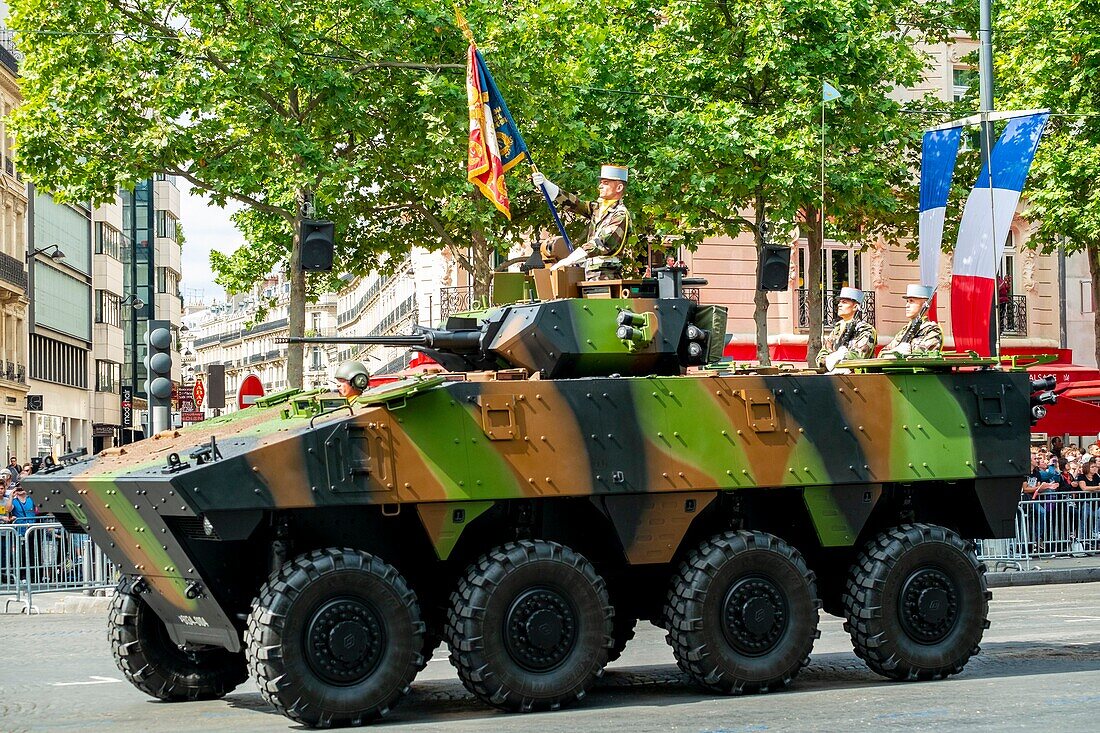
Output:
top-left (918, 127), bottom-right (964, 321)
top-left (466, 44), bottom-right (529, 219)
top-left (951, 111), bottom-right (1049, 356)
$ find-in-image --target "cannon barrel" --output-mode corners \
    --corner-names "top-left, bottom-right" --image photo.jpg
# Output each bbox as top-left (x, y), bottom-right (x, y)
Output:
top-left (279, 328), bottom-right (482, 352)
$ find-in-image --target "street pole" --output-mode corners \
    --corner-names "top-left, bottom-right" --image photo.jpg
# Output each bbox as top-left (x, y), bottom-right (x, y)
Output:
top-left (979, 0), bottom-right (999, 356)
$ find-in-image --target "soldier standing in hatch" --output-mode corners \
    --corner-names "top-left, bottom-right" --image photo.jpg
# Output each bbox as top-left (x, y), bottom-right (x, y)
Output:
top-left (531, 164), bottom-right (633, 280)
top-left (815, 286), bottom-right (877, 370)
top-left (881, 284), bottom-right (944, 357)
top-left (334, 360), bottom-right (370, 400)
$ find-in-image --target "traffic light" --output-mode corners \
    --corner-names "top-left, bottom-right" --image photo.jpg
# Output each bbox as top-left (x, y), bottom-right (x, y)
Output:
top-left (144, 320), bottom-right (173, 434)
top-left (300, 219), bottom-right (335, 271)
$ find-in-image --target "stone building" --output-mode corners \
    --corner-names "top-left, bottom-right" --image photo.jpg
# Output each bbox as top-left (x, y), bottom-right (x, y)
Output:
top-left (0, 29), bottom-right (25, 461)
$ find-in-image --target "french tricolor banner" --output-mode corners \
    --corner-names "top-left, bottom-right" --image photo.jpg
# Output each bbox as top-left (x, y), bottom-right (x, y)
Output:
top-left (950, 111), bottom-right (1049, 355)
top-left (918, 127), bottom-right (964, 321)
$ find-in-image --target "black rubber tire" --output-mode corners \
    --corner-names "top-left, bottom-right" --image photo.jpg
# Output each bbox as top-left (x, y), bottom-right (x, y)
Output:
top-left (606, 613), bottom-right (638, 664)
top-left (445, 540), bottom-right (613, 712)
top-left (244, 548), bottom-right (424, 728)
top-left (843, 523), bottom-right (990, 681)
top-left (109, 581), bottom-right (246, 701)
top-left (664, 531), bottom-right (821, 694)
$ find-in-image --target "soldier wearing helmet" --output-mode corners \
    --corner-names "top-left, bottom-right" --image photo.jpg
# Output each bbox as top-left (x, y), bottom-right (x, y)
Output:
top-left (816, 286), bottom-right (877, 371)
top-left (881, 284), bottom-right (943, 357)
top-left (334, 360), bottom-right (370, 399)
top-left (531, 164), bottom-right (632, 280)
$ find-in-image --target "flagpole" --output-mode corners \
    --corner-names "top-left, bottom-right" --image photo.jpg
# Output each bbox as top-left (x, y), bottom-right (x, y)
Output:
top-left (821, 89), bottom-right (826, 254)
top-left (530, 163), bottom-right (575, 252)
top-left (979, 0), bottom-right (1000, 358)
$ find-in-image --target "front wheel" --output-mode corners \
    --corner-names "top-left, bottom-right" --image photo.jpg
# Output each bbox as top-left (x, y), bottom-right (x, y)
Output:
top-left (244, 548), bottom-right (424, 728)
top-left (109, 580), bottom-right (246, 701)
top-left (843, 523), bottom-right (990, 680)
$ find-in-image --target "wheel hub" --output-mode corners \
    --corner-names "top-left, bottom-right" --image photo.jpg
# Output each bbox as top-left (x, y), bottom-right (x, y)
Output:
top-left (305, 598), bottom-right (385, 685)
top-left (503, 587), bottom-right (578, 672)
top-left (899, 567), bottom-right (960, 644)
top-left (722, 576), bottom-right (789, 656)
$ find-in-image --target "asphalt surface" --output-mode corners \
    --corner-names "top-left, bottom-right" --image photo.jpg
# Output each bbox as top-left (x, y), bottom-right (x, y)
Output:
top-left (2, 583), bottom-right (1099, 732)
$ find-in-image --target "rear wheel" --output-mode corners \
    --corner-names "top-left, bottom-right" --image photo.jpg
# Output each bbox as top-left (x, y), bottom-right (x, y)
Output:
top-left (109, 580), bottom-right (246, 701)
top-left (446, 540), bottom-right (613, 712)
top-left (665, 531), bottom-right (820, 694)
top-left (843, 523), bottom-right (990, 680)
top-left (244, 548), bottom-right (424, 727)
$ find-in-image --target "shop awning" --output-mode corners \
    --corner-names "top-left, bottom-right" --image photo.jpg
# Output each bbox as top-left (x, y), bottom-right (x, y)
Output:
top-left (1033, 394), bottom-right (1100, 436)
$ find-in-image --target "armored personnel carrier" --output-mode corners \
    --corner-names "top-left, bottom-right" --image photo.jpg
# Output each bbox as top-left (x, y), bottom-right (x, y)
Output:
top-left (30, 268), bottom-right (1049, 728)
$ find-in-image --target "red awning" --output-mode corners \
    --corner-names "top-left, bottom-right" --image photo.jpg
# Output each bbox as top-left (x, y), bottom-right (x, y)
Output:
top-left (1034, 395), bottom-right (1100, 436)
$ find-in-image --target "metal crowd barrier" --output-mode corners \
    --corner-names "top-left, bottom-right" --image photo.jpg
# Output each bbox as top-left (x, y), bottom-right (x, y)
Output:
top-left (1016, 491), bottom-right (1100, 557)
top-left (1, 517), bottom-right (119, 613)
top-left (975, 503), bottom-right (1033, 571)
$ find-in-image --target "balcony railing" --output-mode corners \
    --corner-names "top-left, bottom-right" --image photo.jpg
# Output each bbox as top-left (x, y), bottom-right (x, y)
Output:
top-left (0, 30), bottom-right (21, 75)
top-left (797, 289), bottom-right (877, 330)
top-left (439, 287), bottom-right (474, 322)
top-left (0, 361), bottom-right (25, 384)
top-left (999, 294), bottom-right (1027, 337)
top-left (0, 252), bottom-right (27, 291)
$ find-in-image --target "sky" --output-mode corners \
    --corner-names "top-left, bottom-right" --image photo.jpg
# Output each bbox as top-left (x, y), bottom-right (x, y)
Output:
top-left (177, 189), bottom-right (244, 307)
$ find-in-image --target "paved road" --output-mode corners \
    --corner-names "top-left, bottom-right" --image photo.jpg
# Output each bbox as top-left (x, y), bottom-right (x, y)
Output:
top-left (2, 583), bottom-right (1099, 732)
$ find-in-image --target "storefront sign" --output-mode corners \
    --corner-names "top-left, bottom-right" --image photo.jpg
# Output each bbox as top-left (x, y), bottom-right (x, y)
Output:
top-left (121, 386), bottom-right (133, 428)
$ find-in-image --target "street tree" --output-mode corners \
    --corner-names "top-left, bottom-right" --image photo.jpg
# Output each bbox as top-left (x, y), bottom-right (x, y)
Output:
top-left (995, 0), bottom-right (1100, 365)
top-left (605, 0), bottom-right (940, 364)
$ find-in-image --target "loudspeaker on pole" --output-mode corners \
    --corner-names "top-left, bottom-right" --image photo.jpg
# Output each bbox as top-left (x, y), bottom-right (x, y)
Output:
top-left (757, 244), bottom-right (792, 291)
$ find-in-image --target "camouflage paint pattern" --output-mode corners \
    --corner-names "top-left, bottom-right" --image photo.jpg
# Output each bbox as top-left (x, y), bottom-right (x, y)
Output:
top-left (27, 295), bottom-right (1033, 650)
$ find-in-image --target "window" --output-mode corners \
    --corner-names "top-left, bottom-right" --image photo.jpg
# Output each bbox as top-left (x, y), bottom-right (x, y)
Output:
top-left (156, 267), bottom-right (179, 295)
top-left (95, 290), bottom-right (122, 327)
top-left (95, 360), bottom-right (121, 393)
top-left (156, 210), bottom-right (178, 241)
top-left (311, 348), bottom-right (322, 370)
top-left (952, 67), bottom-right (978, 103)
top-left (96, 223), bottom-right (123, 260)
top-left (30, 334), bottom-right (88, 389)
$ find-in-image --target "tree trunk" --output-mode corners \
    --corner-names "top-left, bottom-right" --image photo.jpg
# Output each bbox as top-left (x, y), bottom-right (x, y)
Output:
top-left (470, 228), bottom-right (493, 303)
top-left (752, 192), bottom-right (771, 365)
top-left (1089, 239), bottom-right (1100, 368)
top-left (286, 192), bottom-right (307, 389)
top-left (803, 206), bottom-right (824, 367)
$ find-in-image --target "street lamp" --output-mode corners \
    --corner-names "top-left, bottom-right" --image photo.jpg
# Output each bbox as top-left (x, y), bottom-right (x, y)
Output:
top-left (121, 294), bottom-right (145, 311)
top-left (26, 244), bottom-right (65, 263)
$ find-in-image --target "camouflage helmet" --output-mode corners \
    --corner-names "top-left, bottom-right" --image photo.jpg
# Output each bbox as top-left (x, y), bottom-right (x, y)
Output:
top-left (334, 360), bottom-right (370, 390)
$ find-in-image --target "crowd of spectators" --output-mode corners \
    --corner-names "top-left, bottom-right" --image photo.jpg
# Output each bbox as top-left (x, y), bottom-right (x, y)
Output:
top-left (1023, 438), bottom-right (1100, 553)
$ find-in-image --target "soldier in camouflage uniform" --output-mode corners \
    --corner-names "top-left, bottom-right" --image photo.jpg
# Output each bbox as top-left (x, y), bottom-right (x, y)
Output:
top-left (815, 286), bottom-right (877, 370)
top-left (881, 284), bottom-right (943, 357)
top-left (532, 165), bottom-right (632, 279)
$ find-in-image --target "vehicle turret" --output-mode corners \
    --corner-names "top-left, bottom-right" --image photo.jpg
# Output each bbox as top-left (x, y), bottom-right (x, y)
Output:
top-left (285, 267), bottom-right (728, 378)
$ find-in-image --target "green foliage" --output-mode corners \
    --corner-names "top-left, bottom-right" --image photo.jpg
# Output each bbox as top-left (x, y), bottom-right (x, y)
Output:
top-left (994, 0), bottom-right (1100, 363)
top-left (11, 0), bottom-right (952, 364)
top-left (995, 0), bottom-right (1100, 254)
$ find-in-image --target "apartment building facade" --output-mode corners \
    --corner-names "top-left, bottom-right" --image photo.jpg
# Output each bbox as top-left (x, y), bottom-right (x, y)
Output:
top-left (119, 177), bottom-right (184, 441)
top-left (26, 189), bottom-right (93, 459)
top-left (0, 30), bottom-right (26, 462)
